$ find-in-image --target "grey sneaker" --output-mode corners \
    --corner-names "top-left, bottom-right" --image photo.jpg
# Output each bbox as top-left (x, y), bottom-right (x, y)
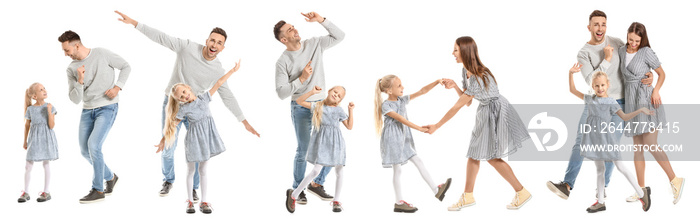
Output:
top-left (640, 186), bottom-right (651, 212)
top-left (285, 189), bottom-right (296, 213)
top-left (17, 192), bottom-right (30, 203)
top-left (394, 200), bottom-right (418, 213)
top-left (435, 178), bottom-right (452, 201)
top-left (332, 201), bottom-right (343, 212)
top-left (586, 201), bottom-right (606, 213)
top-left (79, 188), bottom-right (105, 204)
top-left (37, 192), bottom-right (51, 202)
top-left (186, 200), bottom-right (195, 214)
top-left (546, 181), bottom-right (570, 200)
top-left (104, 174), bottom-right (118, 195)
top-left (159, 181), bottom-right (173, 197)
top-left (297, 191), bottom-right (307, 205)
top-left (200, 202), bottom-right (213, 214)
top-left (193, 190), bottom-right (199, 203)
top-left (307, 184), bottom-right (333, 201)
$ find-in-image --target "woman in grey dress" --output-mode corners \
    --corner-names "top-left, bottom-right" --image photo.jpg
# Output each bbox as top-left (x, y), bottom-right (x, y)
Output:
top-left (155, 60), bottom-right (242, 214)
top-left (620, 22), bottom-right (684, 204)
top-left (373, 74), bottom-right (452, 213)
top-left (287, 86), bottom-right (353, 213)
top-left (569, 67), bottom-right (652, 213)
top-left (19, 83), bottom-right (58, 203)
top-left (425, 36), bottom-right (531, 211)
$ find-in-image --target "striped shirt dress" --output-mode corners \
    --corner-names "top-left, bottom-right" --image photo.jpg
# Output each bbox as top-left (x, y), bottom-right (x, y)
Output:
top-left (619, 46), bottom-right (666, 137)
top-left (461, 68), bottom-right (530, 160)
top-left (25, 103), bottom-right (59, 161)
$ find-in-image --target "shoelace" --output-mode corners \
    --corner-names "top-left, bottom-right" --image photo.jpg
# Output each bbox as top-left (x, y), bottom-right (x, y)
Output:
top-left (185, 200), bottom-right (194, 207)
top-left (398, 200), bottom-right (414, 207)
top-left (330, 201), bottom-right (342, 209)
top-left (671, 181), bottom-right (680, 199)
top-left (200, 202), bottom-right (212, 209)
top-left (452, 193), bottom-right (468, 207)
top-left (510, 193), bottom-right (521, 206)
top-left (591, 201), bottom-right (599, 206)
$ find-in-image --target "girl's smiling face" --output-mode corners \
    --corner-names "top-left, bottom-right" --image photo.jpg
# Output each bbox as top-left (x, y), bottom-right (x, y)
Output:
top-left (592, 76), bottom-right (609, 97)
top-left (173, 85), bottom-right (195, 103)
top-left (32, 83), bottom-right (48, 101)
top-left (387, 77), bottom-right (404, 97)
top-left (326, 86), bottom-right (346, 105)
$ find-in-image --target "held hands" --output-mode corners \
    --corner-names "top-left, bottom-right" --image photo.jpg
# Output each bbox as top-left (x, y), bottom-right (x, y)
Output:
top-left (641, 72), bottom-right (654, 87)
top-left (651, 90), bottom-right (662, 108)
top-left (77, 65), bottom-right (85, 84)
top-left (115, 11), bottom-right (138, 27)
top-left (301, 12), bottom-right (324, 23)
top-left (442, 78), bottom-right (456, 89)
top-left (604, 44), bottom-right (614, 61)
top-left (569, 62), bottom-right (582, 74)
top-left (422, 124), bottom-right (438, 134)
top-left (639, 107), bottom-right (655, 116)
top-left (105, 86), bottom-right (120, 99)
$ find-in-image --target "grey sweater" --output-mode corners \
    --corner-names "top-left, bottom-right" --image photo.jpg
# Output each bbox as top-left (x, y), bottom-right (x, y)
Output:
top-left (275, 20), bottom-right (345, 101)
top-left (577, 35), bottom-right (625, 100)
top-left (136, 23), bottom-right (245, 122)
top-left (66, 48), bottom-right (131, 109)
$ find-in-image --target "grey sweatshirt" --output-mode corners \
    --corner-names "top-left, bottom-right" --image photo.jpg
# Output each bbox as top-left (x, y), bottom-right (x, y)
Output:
top-left (275, 20), bottom-right (345, 102)
top-left (136, 23), bottom-right (245, 122)
top-left (66, 48), bottom-right (131, 109)
top-left (577, 35), bottom-right (625, 100)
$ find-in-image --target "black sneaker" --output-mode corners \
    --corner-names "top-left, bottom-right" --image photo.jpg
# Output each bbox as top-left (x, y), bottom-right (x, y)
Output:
top-left (79, 188), bottom-right (105, 204)
top-left (104, 174), bottom-right (118, 195)
top-left (17, 192), bottom-right (30, 203)
top-left (186, 200), bottom-right (195, 214)
top-left (546, 181), bottom-right (570, 200)
top-left (37, 192), bottom-right (52, 202)
top-left (200, 202), bottom-right (213, 214)
top-left (307, 184), bottom-right (333, 201)
top-left (160, 181), bottom-right (173, 197)
top-left (298, 191), bottom-right (308, 205)
top-left (286, 189), bottom-right (296, 213)
top-left (193, 190), bottom-right (200, 203)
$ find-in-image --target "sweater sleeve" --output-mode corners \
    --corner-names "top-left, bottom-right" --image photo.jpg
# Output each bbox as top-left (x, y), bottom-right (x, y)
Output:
top-left (577, 49), bottom-right (610, 86)
top-left (217, 81), bottom-right (246, 122)
top-left (136, 23), bottom-right (189, 52)
top-left (104, 49), bottom-right (131, 89)
top-left (317, 20), bottom-right (345, 50)
top-left (274, 59), bottom-right (303, 100)
top-left (66, 67), bottom-right (83, 104)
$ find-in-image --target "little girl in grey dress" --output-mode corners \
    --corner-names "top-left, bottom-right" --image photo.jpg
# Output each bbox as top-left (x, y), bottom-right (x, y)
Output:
top-left (156, 60), bottom-right (242, 214)
top-left (374, 74), bottom-right (451, 213)
top-left (286, 86), bottom-right (353, 213)
top-left (19, 83), bottom-right (57, 203)
top-left (569, 65), bottom-right (652, 213)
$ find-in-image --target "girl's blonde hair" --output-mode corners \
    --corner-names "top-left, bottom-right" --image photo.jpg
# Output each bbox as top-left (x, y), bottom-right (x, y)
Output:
top-left (312, 86), bottom-right (345, 130)
top-left (374, 75), bottom-right (397, 136)
top-left (24, 83), bottom-right (40, 115)
top-left (163, 83), bottom-right (191, 148)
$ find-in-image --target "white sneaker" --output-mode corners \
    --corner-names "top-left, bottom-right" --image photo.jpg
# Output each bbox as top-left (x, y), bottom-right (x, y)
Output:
top-left (506, 188), bottom-right (532, 210)
top-left (447, 192), bottom-right (475, 211)
top-left (671, 177), bottom-right (685, 204)
top-left (626, 193), bottom-right (639, 202)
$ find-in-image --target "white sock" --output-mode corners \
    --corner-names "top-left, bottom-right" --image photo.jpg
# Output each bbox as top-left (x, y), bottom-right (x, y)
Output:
top-left (199, 161), bottom-right (208, 203)
top-left (24, 161), bottom-right (33, 193)
top-left (410, 156), bottom-right (438, 194)
top-left (614, 161), bottom-right (644, 197)
top-left (292, 164), bottom-right (323, 199)
top-left (594, 161), bottom-right (606, 204)
top-left (333, 165), bottom-right (344, 202)
top-left (393, 164), bottom-right (403, 204)
top-left (187, 162), bottom-right (196, 202)
top-left (43, 161), bottom-right (50, 193)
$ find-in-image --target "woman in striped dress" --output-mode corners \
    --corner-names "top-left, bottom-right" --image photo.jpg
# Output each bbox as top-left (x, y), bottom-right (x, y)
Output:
top-left (619, 22), bottom-right (684, 204)
top-left (425, 36), bottom-right (531, 211)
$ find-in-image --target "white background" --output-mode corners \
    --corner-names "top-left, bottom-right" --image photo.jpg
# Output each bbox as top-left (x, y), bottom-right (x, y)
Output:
top-left (0, 0), bottom-right (697, 218)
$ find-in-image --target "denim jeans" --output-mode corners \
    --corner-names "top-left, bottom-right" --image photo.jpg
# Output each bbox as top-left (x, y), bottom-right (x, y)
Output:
top-left (291, 101), bottom-right (332, 189)
top-left (79, 103), bottom-right (118, 192)
top-left (161, 95), bottom-right (199, 189)
top-left (563, 99), bottom-right (625, 189)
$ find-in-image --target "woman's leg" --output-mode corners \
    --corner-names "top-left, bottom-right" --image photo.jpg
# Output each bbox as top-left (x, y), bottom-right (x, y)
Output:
top-left (24, 161), bottom-right (34, 193)
top-left (465, 158), bottom-right (480, 193)
top-left (409, 156), bottom-right (438, 194)
top-left (333, 165), bottom-right (344, 202)
top-left (199, 161), bottom-right (208, 203)
top-left (292, 164), bottom-right (324, 199)
top-left (487, 158), bottom-right (524, 192)
top-left (633, 135), bottom-right (646, 187)
top-left (43, 161), bottom-right (50, 193)
top-left (642, 132), bottom-right (676, 181)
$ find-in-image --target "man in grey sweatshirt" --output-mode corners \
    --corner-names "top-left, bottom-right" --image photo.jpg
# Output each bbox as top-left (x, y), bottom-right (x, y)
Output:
top-left (274, 12), bottom-right (345, 203)
top-left (60, 30), bottom-right (128, 203)
top-left (115, 11), bottom-right (260, 198)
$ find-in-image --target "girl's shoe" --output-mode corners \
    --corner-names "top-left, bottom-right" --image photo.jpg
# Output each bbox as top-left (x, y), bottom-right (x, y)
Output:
top-left (435, 178), bottom-right (452, 201)
top-left (671, 177), bottom-right (684, 204)
top-left (640, 186), bottom-right (651, 212)
top-left (285, 189), bottom-right (295, 213)
top-left (586, 201), bottom-right (606, 213)
top-left (185, 200), bottom-right (195, 214)
top-left (394, 200), bottom-right (418, 213)
top-left (447, 192), bottom-right (475, 211)
top-left (17, 192), bottom-right (30, 203)
top-left (331, 201), bottom-right (343, 212)
top-left (37, 192), bottom-right (51, 202)
top-left (506, 188), bottom-right (532, 210)
top-left (200, 202), bottom-right (213, 214)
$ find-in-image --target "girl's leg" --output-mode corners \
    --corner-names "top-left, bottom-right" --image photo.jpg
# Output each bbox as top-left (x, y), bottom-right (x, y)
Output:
top-left (392, 164), bottom-right (403, 203)
top-left (487, 159), bottom-right (524, 192)
top-left (613, 161), bottom-right (644, 196)
top-left (43, 161), bottom-right (50, 193)
top-left (24, 161), bottom-right (34, 193)
top-left (642, 132), bottom-right (676, 181)
top-left (333, 165), bottom-right (344, 202)
top-left (594, 161), bottom-right (606, 204)
top-left (292, 164), bottom-right (323, 199)
top-left (633, 135), bottom-right (646, 187)
top-left (409, 156), bottom-right (438, 194)
top-left (199, 161), bottom-right (208, 203)
top-left (465, 158), bottom-right (480, 193)
top-left (187, 162), bottom-right (196, 202)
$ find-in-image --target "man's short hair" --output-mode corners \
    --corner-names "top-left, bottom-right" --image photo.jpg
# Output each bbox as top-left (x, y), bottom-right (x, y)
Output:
top-left (210, 27), bottom-right (227, 41)
top-left (273, 20), bottom-right (286, 41)
top-left (58, 30), bottom-right (81, 43)
top-left (589, 10), bottom-right (607, 21)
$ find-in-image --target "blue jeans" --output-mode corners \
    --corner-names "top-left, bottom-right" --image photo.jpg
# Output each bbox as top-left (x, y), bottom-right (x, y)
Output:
top-left (291, 101), bottom-right (332, 189)
top-left (161, 96), bottom-right (199, 189)
top-left (79, 103), bottom-right (118, 192)
top-left (563, 99), bottom-right (625, 189)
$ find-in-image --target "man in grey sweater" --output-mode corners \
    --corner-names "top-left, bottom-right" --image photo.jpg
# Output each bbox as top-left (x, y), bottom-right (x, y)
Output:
top-left (115, 11), bottom-right (260, 199)
top-left (547, 10), bottom-right (653, 201)
top-left (60, 30), bottom-right (129, 203)
top-left (274, 12), bottom-right (345, 203)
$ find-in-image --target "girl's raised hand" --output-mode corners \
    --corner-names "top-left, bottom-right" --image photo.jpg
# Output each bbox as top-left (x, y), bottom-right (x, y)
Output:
top-left (348, 102), bottom-right (355, 110)
top-left (228, 59), bottom-right (241, 74)
top-left (569, 63), bottom-right (582, 74)
top-left (312, 86), bottom-right (322, 94)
